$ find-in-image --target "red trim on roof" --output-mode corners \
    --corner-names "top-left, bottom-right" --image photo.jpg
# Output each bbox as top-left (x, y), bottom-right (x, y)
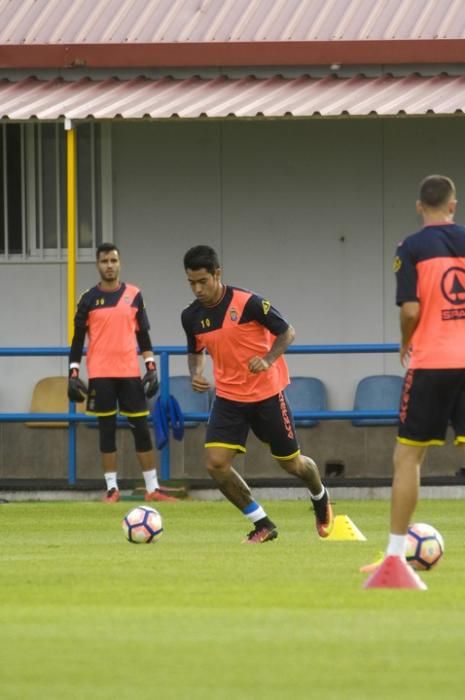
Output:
top-left (1, 40), bottom-right (465, 69)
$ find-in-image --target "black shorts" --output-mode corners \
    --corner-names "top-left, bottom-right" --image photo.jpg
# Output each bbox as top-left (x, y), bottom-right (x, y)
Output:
top-left (86, 378), bottom-right (149, 418)
top-left (206, 391), bottom-right (300, 460)
top-left (398, 368), bottom-right (465, 445)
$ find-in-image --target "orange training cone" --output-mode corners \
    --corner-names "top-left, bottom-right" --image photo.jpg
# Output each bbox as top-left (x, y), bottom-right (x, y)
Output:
top-left (363, 555), bottom-right (427, 590)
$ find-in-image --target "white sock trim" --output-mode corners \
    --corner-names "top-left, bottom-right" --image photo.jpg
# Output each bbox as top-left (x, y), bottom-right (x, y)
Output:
top-left (386, 533), bottom-right (407, 557)
top-left (249, 506), bottom-right (266, 523)
top-left (243, 503), bottom-right (267, 523)
top-left (104, 472), bottom-right (118, 491)
top-left (310, 486), bottom-right (326, 501)
top-left (143, 468), bottom-right (159, 493)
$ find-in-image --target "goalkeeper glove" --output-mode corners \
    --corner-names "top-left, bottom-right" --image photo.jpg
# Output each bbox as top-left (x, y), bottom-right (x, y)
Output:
top-left (68, 367), bottom-right (88, 402)
top-left (142, 357), bottom-right (159, 398)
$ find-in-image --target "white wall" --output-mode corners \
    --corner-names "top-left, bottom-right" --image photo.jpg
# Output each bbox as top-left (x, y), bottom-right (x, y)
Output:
top-left (2, 116), bottom-right (465, 412)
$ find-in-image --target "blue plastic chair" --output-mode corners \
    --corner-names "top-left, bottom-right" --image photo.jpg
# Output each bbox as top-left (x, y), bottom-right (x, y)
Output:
top-left (285, 376), bottom-right (327, 427)
top-left (169, 376), bottom-right (210, 428)
top-left (352, 374), bottom-right (403, 426)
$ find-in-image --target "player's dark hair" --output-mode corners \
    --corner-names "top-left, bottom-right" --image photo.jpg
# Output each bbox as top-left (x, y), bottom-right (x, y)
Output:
top-left (96, 242), bottom-right (120, 259)
top-left (419, 175), bottom-right (456, 208)
top-left (183, 245), bottom-right (220, 274)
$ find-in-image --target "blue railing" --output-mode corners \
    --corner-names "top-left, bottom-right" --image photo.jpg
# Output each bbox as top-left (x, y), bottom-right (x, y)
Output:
top-left (0, 343), bottom-right (400, 485)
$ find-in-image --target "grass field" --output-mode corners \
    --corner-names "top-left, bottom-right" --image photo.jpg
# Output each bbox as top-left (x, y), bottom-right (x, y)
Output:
top-left (0, 497), bottom-right (464, 699)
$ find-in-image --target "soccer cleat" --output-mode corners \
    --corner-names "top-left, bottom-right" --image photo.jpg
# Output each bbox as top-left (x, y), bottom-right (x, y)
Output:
top-left (243, 526), bottom-right (278, 544)
top-left (363, 555), bottom-right (427, 590)
top-left (359, 551), bottom-right (385, 574)
top-left (312, 488), bottom-right (334, 538)
top-left (144, 489), bottom-right (178, 503)
top-left (102, 487), bottom-right (120, 503)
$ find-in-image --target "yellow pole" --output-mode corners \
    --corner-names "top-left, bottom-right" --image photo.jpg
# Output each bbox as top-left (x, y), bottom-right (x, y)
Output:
top-left (66, 121), bottom-right (77, 343)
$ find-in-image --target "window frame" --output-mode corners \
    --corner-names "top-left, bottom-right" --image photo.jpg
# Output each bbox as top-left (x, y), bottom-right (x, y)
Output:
top-left (0, 120), bottom-right (112, 263)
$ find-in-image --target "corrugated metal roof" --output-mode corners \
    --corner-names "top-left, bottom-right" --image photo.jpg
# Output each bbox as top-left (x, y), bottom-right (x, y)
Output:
top-left (1, 0), bottom-right (465, 44)
top-left (2, 74), bottom-right (465, 120)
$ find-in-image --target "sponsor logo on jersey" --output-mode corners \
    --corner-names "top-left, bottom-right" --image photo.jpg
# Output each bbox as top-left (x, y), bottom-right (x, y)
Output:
top-left (393, 256), bottom-right (402, 273)
top-left (262, 300), bottom-right (271, 315)
top-left (442, 308), bottom-right (465, 320)
top-left (440, 266), bottom-right (465, 305)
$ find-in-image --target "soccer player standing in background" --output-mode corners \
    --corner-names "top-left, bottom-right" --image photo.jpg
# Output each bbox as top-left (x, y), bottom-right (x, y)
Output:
top-left (68, 242), bottom-right (176, 503)
top-left (181, 245), bottom-right (333, 543)
top-left (364, 175), bottom-right (465, 588)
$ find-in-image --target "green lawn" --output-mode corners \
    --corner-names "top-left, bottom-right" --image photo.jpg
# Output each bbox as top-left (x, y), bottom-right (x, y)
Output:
top-left (0, 498), bottom-right (463, 699)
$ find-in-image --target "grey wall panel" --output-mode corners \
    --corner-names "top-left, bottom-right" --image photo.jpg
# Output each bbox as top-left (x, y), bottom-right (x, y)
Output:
top-left (220, 119), bottom-right (388, 407)
top-left (111, 121), bottom-right (223, 348)
top-left (0, 264), bottom-right (68, 411)
top-left (383, 118), bottom-right (465, 378)
top-left (2, 117), bottom-right (465, 417)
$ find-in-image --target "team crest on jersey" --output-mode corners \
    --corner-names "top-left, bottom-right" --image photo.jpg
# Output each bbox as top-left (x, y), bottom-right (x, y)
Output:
top-left (230, 308), bottom-right (238, 321)
top-left (262, 300), bottom-right (271, 315)
top-left (123, 295), bottom-right (131, 304)
top-left (441, 266), bottom-right (465, 306)
top-left (393, 256), bottom-right (402, 273)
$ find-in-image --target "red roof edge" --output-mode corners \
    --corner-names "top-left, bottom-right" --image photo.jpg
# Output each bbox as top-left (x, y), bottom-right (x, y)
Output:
top-left (1, 39), bottom-right (465, 69)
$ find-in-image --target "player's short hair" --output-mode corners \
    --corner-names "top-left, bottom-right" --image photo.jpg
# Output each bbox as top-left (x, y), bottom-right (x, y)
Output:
top-left (96, 242), bottom-right (120, 259)
top-left (183, 245), bottom-right (220, 274)
top-left (419, 175), bottom-right (456, 208)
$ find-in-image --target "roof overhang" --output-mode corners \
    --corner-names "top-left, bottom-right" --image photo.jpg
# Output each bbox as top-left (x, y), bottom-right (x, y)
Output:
top-left (2, 74), bottom-right (465, 121)
top-left (2, 40), bottom-right (465, 69)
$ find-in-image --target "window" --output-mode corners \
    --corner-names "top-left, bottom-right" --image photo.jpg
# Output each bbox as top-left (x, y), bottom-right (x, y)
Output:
top-left (0, 122), bottom-right (111, 261)
top-left (0, 123), bottom-right (23, 256)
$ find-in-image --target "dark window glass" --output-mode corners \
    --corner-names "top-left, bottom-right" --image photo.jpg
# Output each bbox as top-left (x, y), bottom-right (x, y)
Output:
top-left (0, 130), bottom-right (4, 254)
top-left (6, 124), bottom-right (22, 254)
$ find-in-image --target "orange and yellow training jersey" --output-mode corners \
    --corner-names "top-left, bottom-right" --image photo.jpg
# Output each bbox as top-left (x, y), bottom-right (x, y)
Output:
top-left (395, 223), bottom-right (465, 369)
top-left (181, 285), bottom-right (290, 402)
top-left (74, 282), bottom-right (150, 378)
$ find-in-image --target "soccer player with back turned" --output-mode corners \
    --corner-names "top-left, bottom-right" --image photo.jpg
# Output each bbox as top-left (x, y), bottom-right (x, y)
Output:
top-left (68, 242), bottom-right (177, 503)
top-left (364, 175), bottom-right (465, 588)
top-left (181, 245), bottom-right (334, 543)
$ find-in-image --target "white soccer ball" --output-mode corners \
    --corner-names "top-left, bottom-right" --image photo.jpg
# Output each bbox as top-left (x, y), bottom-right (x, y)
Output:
top-left (405, 522), bottom-right (444, 570)
top-left (122, 505), bottom-right (163, 544)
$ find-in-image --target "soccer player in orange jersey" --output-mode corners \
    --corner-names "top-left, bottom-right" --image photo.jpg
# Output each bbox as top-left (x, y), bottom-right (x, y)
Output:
top-left (68, 243), bottom-right (177, 503)
top-left (364, 175), bottom-right (465, 587)
top-left (181, 245), bottom-right (333, 543)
